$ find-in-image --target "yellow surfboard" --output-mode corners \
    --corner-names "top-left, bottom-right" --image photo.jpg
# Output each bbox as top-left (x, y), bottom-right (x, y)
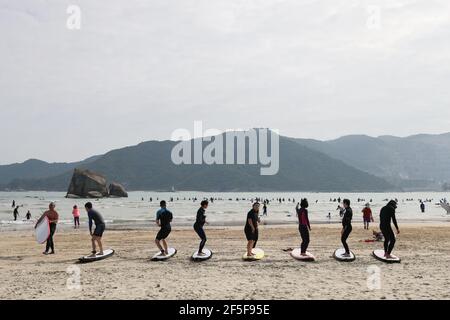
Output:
top-left (242, 248), bottom-right (264, 261)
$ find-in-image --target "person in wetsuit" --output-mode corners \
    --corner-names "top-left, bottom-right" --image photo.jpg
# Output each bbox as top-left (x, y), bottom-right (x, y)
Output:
top-left (341, 199), bottom-right (353, 256)
top-left (194, 200), bottom-right (208, 255)
top-left (244, 202), bottom-right (260, 257)
top-left (296, 198), bottom-right (311, 255)
top-left (36, 202), bottom-right (59, 255)
top-left (85, 202), bottom-right (106, 256)
top-left (155, 200), bottom-right (173, 256)
top-left (26, 211), bottom-right (31, 220)
top-left (13, 206), bottom-right (19, 221)
top-left (380, 200), bottom-right (400, 258)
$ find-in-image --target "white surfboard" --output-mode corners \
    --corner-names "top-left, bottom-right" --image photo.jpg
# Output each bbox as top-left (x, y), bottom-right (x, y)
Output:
top-left (35, 216), bottom-right (50, 244)
top-left (333, 248), bottom-right (356, 262)
top-left (290, 248), bottom-right (315, 262)
top-left (152, 247), bottom-right (177, 261)
top-left (242, 248), bottom-right (264, 261)
top-left (191, 248), bottom-right (212, 261)
top-left (372, 249), bottom-right (401, 263)
top-left (79, 249), bottom-right (115, 263)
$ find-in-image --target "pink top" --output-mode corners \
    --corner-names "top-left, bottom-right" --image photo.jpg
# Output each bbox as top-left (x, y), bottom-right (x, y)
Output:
top-left (72, 208), bottom-right (80, 217)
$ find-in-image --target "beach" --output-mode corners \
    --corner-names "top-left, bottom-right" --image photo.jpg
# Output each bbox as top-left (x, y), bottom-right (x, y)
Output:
top-left (1, 222), bottom-right (449, 300)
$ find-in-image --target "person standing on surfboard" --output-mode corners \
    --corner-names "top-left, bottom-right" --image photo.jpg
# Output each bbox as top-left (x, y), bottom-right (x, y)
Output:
top-left (155, 200), bottom-right (173, 256)
top-left (296, 199), bottom-right (311, 256)
top-left (341, 199), bottom-right (353, 257)
top-left (244, 202), bottom-right (260, 257)
top-left (379, 200), bottom-right (400, 259)
top-left (36, 202), bottom-right (59, 255)
top-left (194, 200), bottom-right (209, 256)
top-left (84, 202), bottom-right (106, 257)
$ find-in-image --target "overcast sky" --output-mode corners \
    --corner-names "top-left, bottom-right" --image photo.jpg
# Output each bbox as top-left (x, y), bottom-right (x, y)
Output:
top-left (1, 0), bottom-right (450, 164)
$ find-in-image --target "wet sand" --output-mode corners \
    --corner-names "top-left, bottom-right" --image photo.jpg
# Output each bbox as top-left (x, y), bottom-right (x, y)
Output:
top-left (0, 223), bottom-right (449, 300)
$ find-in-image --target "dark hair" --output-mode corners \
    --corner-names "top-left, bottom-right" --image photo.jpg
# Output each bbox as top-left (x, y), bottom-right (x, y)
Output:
top-left (343, 199), bottom-right (351, 206)
top-left (73, 205), bottom-right (77, 209)
top-left (160, 200), bottom-right (166, 207)
top-left (201, 200), bottom-right (209, 207)
top-left (84, 202), bottom-right (93, 209)
top-left (253, 202), bottom-right (260, 207)
top-left (300, 198), bottom-right (309, 208)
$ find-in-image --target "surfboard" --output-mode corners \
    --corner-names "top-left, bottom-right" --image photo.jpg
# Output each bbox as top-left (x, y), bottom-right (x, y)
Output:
top-left (151, 247), bottom-right (177, 261)
top-left (372, 249), bottom-right (401, 263)
top-left (333, 248), bottom-right (356, 262)
top-left (242, 248), bottom-right (264, 261)
top-left (290, 248), bottom-right (315, 262)
top-left (35, 216), bottom-right (50, 244)
top-left (191, 248), bottom-right (212, 261)
top-left (79, 249), bottom-right (115, 263)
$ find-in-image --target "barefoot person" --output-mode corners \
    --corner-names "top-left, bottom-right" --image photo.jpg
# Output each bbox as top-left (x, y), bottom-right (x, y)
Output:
top-left (341, 199), bottom-right (353, 257)
top-left (244, 202), bottom-right (260, 257)
top-left (194, 200), bottom-right (209, 256)
top-left (155, 200), bottom-right (173, 256)
top-left (362, 203), bottom-right (374, 230)
top-left (380, 200), bottom-right (400, 259)
top-left (85, 202), bottom-right (106, 256)
top-left (72, 205), bottom-right (80, 229)
top-left (296, 198), bottom-right (311, 256)
top-left (36, 202), bottom-right (59, 255)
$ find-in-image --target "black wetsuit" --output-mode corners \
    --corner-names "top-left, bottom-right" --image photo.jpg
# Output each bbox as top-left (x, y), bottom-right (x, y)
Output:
top-left (194, 207), bottom-right (207, 252)
top-left (379, 204), bottom-right (399, 254)
top-left (156, 208), bottom-right (173, 240)
top-left (244, 209), bottom-right (259, 247)
top-left (341, 207), bottom-right (353, 254)
top-left (297, 207), bottom-right (311, 253)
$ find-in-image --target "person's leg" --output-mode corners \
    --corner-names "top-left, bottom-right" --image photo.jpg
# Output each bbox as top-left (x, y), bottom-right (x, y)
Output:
top-left (386, 228), bottom-right (396, 255)
top-left (341, 226), bottom-right (351, 254)
top-left (96, 237), bottom-right (103, 255)
top-left (300, 225), bottom-right (307, 253)
top-left (155, 239), bottom-right (164, 253)
top-left (253, 229), bottom-right (258, 248)
top-left (381, 227), bottom-right (389, 254)
top-left (247, 240), bottom-right (254, 256)
top-left (47, 223), bottom-right (56, 253)
top-left (197, 228), bottom-right (207, 253)
top-left (161, 239), bottom-right (168, 254)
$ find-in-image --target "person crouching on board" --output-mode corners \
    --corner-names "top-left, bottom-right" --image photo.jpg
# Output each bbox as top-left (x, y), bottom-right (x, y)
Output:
top-left (340, 199), bottom-right (353, 257)
top-left (84, 202), bottom-right (106, 257)
top-left (362, 203), bottom-right (374, 230)
top-left (296, 198), bottom-right (311, 256)
top-left (36, 202), bottom-right (59, 255)
top-left (244, 202), bottom-right (260, 257)
top-left (155, 200), bottom-right (173, 256)
top-left (379, 200), bottom-right (400, 259)
top-left (194, 200), bottom-right (209, 256)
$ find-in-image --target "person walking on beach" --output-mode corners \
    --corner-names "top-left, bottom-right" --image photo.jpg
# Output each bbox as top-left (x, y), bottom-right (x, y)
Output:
top-left (155, 200), bottom-right (173, 256)
top-left (13, 206), bottom-right (19, 221)
top-left (194, 200), bottom-right (208, 256)
top-left (362, 203), bottom-right (374, 230)
top-left (296, 199), bottom-right (311, 256)
top-left (420, 201), bottom-right (425, 213)
top-left (72, 205), bottom-right (80, 228)
top-left (341, 199), bottom-right (353, 257)
top-left (380, 200), bottom-right (400, 259)
top-left (263, 203), bottom-right (268, 216)
top-left (36, 202), bottom-right (59, 255)
top-left (85, 202), bottom-right (106, 257)
top-left (26, 211), bottom-right (31, 220)
top-left (244, 202), bottom-right (260, 257)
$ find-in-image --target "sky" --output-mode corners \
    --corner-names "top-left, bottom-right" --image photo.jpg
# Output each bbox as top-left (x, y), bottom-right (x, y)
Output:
top-left (1, 0), bottom-right (450, 164)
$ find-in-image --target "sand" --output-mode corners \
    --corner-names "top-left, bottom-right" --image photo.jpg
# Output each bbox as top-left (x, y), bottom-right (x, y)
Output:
top-left (0, 223), bottom-right (449, 300)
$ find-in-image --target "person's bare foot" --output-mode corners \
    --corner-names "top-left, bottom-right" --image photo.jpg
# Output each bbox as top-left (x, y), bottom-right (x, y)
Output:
top-left (198, 252), bottom-right (206, 256)
top-left (341, 253), bottom-right (351, 257)
top-left (96, 251), bottom-right (104, 256)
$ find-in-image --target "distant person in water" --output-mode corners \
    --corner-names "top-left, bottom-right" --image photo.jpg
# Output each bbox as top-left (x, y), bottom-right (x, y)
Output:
top-left (296, 199), bottom-right (311, 255)
top-left (155, 200), bottom-right (173, 256)
top-left (194, 200), bottom-right (208, 256)
top-left (341, 199), bottom-right (353, 257)
top-left (380, 200), bottom-right (400, 259)
top-left (72, 205), bottom-right (80, 228)
top-left (85, 202), bottom-right (106, 257)
top-left (26, 211), bottom-right (31, 220)
top-left (263, 203), bottom-right (268, 216)
top-left (362, 203), bottom-right (374, 230)
top-left (36, 202), bottom-right (59, 255)
top-left (13, 206), bottom-right (19, 221)
top-left (420, 202), bottom-right (425, 213)
top-left (244, 202), bottom-right (260, 257)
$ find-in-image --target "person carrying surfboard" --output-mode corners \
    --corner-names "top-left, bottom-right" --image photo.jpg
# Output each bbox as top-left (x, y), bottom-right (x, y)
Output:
top-left (84, 202), bottom-right (106, 257)
top-left (341, 199), bottom-right (353, 257)
top-left (379, 200), bottom-right (400, 259)
top-left (244, 202), bottom-right (260, 257)
top-left (194, 200), bottom-right (209, 256)
top-left (155, 200), bottom-right (173, 256)
top-left (296, 198), bottom-right (311, 256)
top-left (36, 202), bottom-right (59, 255)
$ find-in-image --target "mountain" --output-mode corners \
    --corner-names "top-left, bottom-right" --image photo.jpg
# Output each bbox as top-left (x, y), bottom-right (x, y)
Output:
top-left (291, 133), bottom-right (450, 190)
top-left (0, 134), bottom-right (392, 192)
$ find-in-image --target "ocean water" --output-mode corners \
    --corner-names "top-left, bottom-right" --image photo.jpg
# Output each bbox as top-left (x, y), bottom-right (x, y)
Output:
top-left (1, 191), bottom-right (449, 231)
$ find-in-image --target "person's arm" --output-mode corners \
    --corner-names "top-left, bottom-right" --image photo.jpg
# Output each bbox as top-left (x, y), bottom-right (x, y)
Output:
top-left (306, 210), bottom-right (311, 230)
top-left (392, 212), bottom-right (400, 233)
top-left (88, 213), bottom-right (93, 235)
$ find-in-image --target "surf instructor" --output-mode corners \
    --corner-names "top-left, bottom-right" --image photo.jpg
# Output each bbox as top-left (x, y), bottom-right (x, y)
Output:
top-left (85, 202), bottom-right (106, 257)
top-left (380, 200), bottom-right (400, 259)
top-left (155, 200), bottom-right (173, 256)
top-left (36, 202), bottom-right (59, 255)
top-left (244, 202), bottom-right (260, 257)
